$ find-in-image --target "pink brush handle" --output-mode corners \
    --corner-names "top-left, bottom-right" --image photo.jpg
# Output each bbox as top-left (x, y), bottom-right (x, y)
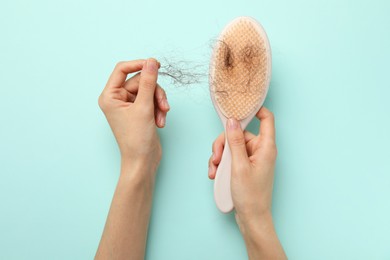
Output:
top-left (214, 119), bottom-right (251, 213)
top-left (214, 134), bottom-right (233, 213)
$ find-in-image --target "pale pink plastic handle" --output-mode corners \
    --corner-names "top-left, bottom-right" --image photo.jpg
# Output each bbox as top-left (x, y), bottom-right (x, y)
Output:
top-left (214, 117), bottom-right (253, 213)
top-left (214, 134), bottom-right (233, 213)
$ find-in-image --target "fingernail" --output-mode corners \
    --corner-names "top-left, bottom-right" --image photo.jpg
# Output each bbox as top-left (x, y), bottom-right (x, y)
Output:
top-left (160, 116), bottom-right (165, 127)
top-left (211, 153), bottom-right (215, 162)
top-left (227, 118), bottom-right (239, 130)
top-left (208, 165), bottom-right (213, 177)
top-left (164, 99), bottom-right (170, 110)
top-left (146, 58), bottom-right (158, 73)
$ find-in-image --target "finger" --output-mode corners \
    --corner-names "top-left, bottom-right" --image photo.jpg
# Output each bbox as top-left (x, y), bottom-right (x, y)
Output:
top-left (212, 132), bottom-right (225, 165)
top-left (155, 108), bottom-right (167, 128)
top-left (256, 107), bottom-right (276, 141)
top-left (244, 130), bottom-right (256, 142)
top-left (126, 91), bottom-right (136, 103)
top-left (208, 157), bottom-right (217, 179)
top-left (211, 131), bottom-right (253, 177)
top-left (123, 73), bottom-right (141, 93)
top-left (106, 60), bottom-right (145, 89)
top-left (226, 118), bottom-right (249, 164)
top-left (136, 58), bottom-right (159, 105)
top-left (155, 84), bottom-right (170, 112)
top-left (123, 60), bottom-right (161, 93)
top-left (125, 76), bottom-right (170, 111)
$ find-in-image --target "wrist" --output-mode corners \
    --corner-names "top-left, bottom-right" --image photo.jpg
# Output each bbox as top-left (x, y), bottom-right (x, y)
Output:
top-left (236, 205), bottom-right (272, 229)
top-left (119, 157), bottom-right (158, 190)
top-left (236, 211), bottom-right (286, 260)
top-left (236, 210), bottom-right (278, 250)
top-left (236, 210), bottom-right (274, 239)
top-left (120, 147), bottom-right (161, 172)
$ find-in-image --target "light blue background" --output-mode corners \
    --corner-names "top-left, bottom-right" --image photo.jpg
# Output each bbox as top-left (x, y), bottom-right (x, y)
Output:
top-left (1, 0), bottom-right (389, 259)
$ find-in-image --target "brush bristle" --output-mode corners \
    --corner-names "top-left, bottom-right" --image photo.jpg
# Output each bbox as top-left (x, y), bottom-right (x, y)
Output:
top-left (210, 17), bottom-right (270, 120)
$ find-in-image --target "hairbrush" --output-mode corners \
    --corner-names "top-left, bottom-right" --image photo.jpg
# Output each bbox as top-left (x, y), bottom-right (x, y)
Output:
top-left (209, 16), bottom-right (272, 213)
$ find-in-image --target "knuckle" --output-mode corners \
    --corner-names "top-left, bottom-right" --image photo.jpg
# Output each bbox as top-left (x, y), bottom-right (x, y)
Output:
top-left (142, 78), bottom-right (156, 90)
top-left (267, 110), bottom-right (274, 118)
top-left (264, 141), bottom-right (278, 161)
top-left (232, 161), bottom-right (250, 174)
top-left (98, 94), bottom-right (107, 110)
top-left (229, 134), bottom-right (245, 146)
top-left (266, 151), bottom-right (277, 163)
top-left (115, 61), bottom-right (126, 70)
top-left (269, 145), bottom-right (277, 157)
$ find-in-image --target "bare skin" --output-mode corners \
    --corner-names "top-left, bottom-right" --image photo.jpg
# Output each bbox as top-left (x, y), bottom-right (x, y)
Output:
top-left (96, 58), bottom-right (286, 259)
top-left (208, 108), bottom-right (286, 260)
top-left (95, 58), bottom-right (169, 260)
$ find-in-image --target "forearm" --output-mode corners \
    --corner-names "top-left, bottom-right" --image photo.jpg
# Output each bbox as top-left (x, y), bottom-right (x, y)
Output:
top-left (95, 159), bottom-right (156, 260)
top-left (237, 212), bottom-right (286, 260)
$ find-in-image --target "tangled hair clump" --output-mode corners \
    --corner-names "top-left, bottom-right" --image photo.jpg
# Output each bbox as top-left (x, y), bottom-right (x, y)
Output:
top-left (158, 57), bottom-right (207, 87)
top-left (211, 39), bottom-right (265, 97)
top-left (156, 38), bottom-right (264, 91)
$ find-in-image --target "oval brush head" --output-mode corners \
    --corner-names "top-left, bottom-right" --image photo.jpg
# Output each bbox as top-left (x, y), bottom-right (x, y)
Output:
top-left (209, 16), bottom-right (272, 213)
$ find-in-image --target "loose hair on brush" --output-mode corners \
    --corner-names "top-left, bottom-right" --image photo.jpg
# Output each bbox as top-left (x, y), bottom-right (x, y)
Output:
top-left (157, 40), bottom-right (262, 90)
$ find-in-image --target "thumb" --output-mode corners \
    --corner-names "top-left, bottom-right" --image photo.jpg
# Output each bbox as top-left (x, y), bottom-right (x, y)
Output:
top-left (136, 58), bottom-right (159, 105)
top-left (226, 118), bottom-right (249, 164)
